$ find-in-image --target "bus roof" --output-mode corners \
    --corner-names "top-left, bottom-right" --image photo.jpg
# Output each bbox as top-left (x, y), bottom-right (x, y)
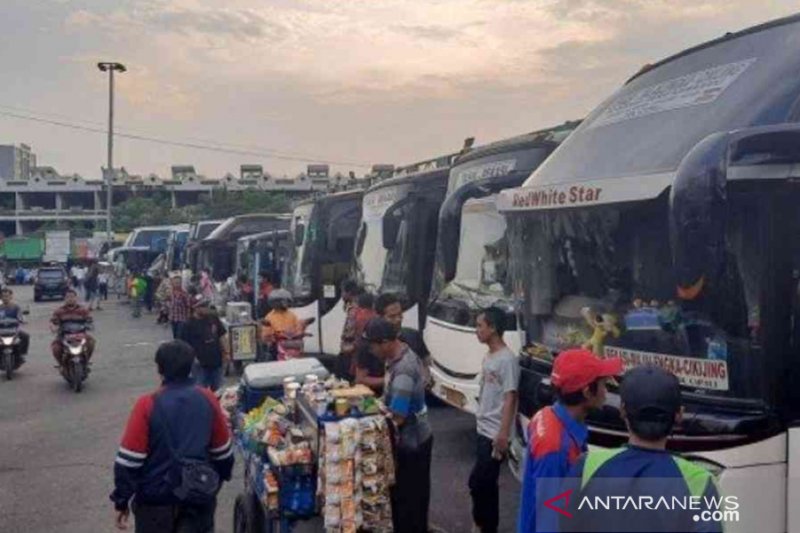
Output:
top-left (205, 213), bottom-right (290, 241)
top-left (236, 229), bottom-right (289, 245)
top-left (498, 14), bottom-right (800, 212)
top-left (454, 121), bottom-right (581, 167)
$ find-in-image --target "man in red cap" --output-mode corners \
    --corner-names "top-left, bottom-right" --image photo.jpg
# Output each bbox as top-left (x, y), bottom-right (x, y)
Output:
top-left (516, 349), bottom-right (622, 533)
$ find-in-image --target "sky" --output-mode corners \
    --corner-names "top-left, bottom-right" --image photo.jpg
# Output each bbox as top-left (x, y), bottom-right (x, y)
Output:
top-left (0, 0), bottom-right (797, 179)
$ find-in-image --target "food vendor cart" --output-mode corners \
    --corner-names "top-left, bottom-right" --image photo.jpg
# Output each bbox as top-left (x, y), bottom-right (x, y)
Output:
top-left (225, 360), bottom-right (395, 533)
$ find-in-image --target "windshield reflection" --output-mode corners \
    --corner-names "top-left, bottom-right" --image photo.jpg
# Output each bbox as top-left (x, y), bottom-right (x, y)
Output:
top-left (285, 204), bottom-right (314, 299)
top-left (430, 197), bottom-right (513, 325)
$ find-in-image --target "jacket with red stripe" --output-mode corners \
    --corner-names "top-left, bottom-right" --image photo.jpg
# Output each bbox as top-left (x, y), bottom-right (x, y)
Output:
top-left (517, 402), bottom-right (589, 533)
top-left (110, 378), bottom-right (234, 511)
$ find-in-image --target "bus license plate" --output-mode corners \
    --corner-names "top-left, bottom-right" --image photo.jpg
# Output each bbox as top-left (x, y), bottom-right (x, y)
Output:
top-left (442, 385), bottom-right (466, 408)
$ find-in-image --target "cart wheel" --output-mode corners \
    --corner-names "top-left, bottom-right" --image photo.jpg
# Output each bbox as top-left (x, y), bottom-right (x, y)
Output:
top-left (234, 492), bottom-right (266, 533)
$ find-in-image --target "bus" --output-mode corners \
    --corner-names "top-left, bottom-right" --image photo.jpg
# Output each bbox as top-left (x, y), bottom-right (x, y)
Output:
top-left (426, 124), bottom-right (578, 412)
top-left (124, 225), bottom-right (175, 252)
top-left (194, 214), bottom-right (290, 281)
top-left (284, 190), bottom-right (363, 360)
top-left (184, 220), bottom-right (224, 270)
top-left (498, 14), bottom-right (800, 533)
top-left (352, 154), bottom-right (454, 331)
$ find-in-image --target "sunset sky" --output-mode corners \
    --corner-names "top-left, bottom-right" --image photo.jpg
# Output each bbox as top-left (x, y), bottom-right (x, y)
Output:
top-left (1, 0), bottom-right (797, 179)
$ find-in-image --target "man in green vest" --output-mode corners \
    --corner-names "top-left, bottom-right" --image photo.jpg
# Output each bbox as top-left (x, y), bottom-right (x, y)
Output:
top-left (558, 365), bottom-right (724, 533)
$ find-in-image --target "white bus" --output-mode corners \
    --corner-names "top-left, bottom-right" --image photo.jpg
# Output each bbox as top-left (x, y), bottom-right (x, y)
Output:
top-left (500, 14), bottom-right (800, 533)
top-left (426, 124), bottom-right (578, 412)
top-left (351, 154), bottom-right (453, 331)
top-left (284, 190), bottom-right (363, 361)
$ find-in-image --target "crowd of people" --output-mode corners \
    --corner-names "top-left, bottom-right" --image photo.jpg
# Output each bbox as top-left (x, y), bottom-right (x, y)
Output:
top-left (106, 276), bottom-right (722, 533)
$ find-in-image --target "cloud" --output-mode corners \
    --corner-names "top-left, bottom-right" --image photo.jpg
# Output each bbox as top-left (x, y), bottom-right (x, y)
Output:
top-left (28, 0), bottom-right (800, 179)
top-left (391, 23), bottom-right (465, 42)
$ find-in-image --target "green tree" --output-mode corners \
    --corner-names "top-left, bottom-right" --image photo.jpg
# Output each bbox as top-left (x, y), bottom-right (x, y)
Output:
top-left (113, 190), bottom-right (293, 230)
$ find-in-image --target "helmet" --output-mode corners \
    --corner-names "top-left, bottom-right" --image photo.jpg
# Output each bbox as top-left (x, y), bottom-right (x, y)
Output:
top-left (193, 295), bottom-right (212, 309)
top-left (268, 288), bottom-right (292, 305)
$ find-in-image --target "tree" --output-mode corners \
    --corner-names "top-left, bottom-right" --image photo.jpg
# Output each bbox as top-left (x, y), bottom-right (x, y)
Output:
top-left (113, 190), bottom-right (293, 231)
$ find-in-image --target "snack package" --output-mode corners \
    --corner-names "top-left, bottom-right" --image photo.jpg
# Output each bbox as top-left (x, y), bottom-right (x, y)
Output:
top-left (324, 506), bottom-right (341, 528)
top-left (341, 497), bottom-right (356, 521)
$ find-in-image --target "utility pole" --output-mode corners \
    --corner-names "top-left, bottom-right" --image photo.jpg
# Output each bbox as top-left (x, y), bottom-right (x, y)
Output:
top-left (97, 62), bottom-right (126, 245)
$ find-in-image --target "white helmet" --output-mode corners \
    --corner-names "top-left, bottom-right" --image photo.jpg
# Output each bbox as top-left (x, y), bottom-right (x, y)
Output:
top-left (267, 288), bottom-right (292, 305)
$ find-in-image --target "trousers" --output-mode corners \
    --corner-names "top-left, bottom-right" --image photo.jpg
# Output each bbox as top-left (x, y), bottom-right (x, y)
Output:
top-left (468, 434), bottom-right (503, 533)
top-left (134, 501), bottom-right (216, 533)
top-left (391, 435), bottom-right (433, 533)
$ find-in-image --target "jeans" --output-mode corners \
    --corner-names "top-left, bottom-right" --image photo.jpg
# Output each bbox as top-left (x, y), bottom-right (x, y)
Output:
top-left (133, 501), bottom-right (216, 533)
top-left (468, 434), bottom-right (503, 533)
top-left (171, 321), bottom-right (185, 339)
top-left (192, 362), bottom-right (223, 391)
top-left (391, 435), bottom-right (433, 533)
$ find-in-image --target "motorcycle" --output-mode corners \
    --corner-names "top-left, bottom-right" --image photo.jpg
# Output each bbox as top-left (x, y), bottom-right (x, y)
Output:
top-left (0, 318), bottom-right (24, 380)
top-left (274, 317), bottom-right (315, 361)
top-left (59, 320), bottom-right (91, 393)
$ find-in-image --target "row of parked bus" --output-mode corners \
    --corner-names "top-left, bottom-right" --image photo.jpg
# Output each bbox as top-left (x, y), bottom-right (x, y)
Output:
top-left (277, 15), bottom-right (800, 533)
top-left (120, 15), bottom-right (800, 532)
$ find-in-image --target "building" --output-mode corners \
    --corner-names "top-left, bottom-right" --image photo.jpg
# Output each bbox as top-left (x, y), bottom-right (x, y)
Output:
top-left (0, 144), bottom-right (36, 180)
top-left (0, 164), bottom-right (348, 236)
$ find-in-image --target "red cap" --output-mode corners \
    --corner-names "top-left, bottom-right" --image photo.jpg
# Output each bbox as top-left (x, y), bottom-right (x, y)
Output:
top-left (551, 349), bottom-right (623, 394)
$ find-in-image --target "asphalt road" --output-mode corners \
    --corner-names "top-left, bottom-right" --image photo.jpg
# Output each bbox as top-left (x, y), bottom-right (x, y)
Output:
top-left (0, 286), bottom-right (521, 532)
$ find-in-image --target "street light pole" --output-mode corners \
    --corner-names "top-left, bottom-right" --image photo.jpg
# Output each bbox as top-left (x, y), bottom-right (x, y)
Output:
top-left (97, 62), bottom-right (126, 245)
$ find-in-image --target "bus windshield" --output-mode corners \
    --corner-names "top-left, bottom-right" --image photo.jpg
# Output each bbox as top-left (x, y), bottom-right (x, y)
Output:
top-left (284, 203), bottom-right (314, 300)
top-left (131, 230), bottom-right (171, 249)
top-left (430, 197), bottom-right (512, 325)
top-left (353, 182), bottom-right (410, 296)
top-left (506, 187), bottom-right (797, 404)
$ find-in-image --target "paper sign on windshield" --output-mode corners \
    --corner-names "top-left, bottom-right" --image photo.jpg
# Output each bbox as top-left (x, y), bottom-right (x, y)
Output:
top-left (605, 346), bottom-right (730, 391)
top-left (590, 58), bottom-right (757, 129)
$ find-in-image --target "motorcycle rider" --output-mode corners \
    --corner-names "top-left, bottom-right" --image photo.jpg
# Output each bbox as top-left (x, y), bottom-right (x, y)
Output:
top-left (50, 288), bottom-right (95, 368)
top-left (0, 288), bottom-right (29, 365)
top-left (261, 289), bottom-right (312, 360)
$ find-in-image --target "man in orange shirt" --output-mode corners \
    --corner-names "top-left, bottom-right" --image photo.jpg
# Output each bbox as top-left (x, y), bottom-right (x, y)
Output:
top-left (260, 290), bottom-right (312, 360)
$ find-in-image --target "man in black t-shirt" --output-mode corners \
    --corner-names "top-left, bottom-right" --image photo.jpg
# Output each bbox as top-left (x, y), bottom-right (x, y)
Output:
top-left (356, 293), bottom-right (431, 394)
top-left (180, 298), bottom-right (228, 391)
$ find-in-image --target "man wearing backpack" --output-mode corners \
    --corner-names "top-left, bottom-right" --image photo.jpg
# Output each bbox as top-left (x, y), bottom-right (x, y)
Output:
top-left (110, 340), bottom-right (234, 533)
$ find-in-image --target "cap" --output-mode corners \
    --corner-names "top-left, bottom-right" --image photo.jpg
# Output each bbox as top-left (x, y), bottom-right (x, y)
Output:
top-left (620, 365), bottom-right (681, 419)
top-left (362, 317), bottom-right (399, 343)
top-left (551, 349), bottom-right (623, 394)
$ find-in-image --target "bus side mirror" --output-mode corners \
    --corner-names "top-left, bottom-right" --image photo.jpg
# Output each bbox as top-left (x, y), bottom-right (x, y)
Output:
top-left (355, 222), bottom-right (367, 256)
top-left (670, 132), bottom-right (729, 302)
top-left (294, 224), bottom-right (305, 247)
top-left (438, 193), bottom-right (463, 283)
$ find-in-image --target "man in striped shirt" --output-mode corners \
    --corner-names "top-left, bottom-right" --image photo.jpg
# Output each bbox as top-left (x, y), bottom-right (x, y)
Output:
top-left (110, 340), bottom-right (234, 533)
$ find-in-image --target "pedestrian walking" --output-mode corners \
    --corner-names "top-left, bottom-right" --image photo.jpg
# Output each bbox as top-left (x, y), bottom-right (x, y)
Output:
top-left (516, 349), bottom-right (622, 533)
top-left (110, 340), bottom-right (234, 533)
top-left (85, 260), bottom-right (100, 310)
top-left (167, 276), bottom-right (192, 339)
top-left (180, 298), bottom-right (228, 392)
top-left (98, 268), bottom-right (109, 303)
top-left (469, 307), bottom-right (519, 533)
top-left (363, 317), bottom-right (432, 533)
top-left (561, 365), bottom-right (723, 533)
top-left (130, 272), bottom-right (147, 319)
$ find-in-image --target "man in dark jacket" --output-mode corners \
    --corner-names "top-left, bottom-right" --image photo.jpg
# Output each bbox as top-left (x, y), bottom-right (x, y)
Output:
top-left (180, 298), bottom-right (228, 392)
top-left (110, 340), bottom-right (234, 533)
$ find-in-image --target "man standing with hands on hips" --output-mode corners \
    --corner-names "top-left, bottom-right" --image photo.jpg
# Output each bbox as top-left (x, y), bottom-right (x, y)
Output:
top-left (469, 307), bottom-right (519, 533)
